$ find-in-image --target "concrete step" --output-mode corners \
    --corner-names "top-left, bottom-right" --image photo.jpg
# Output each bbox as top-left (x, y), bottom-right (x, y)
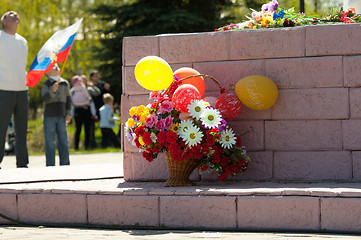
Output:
top-left (1, 170), bottom-right (361, 233)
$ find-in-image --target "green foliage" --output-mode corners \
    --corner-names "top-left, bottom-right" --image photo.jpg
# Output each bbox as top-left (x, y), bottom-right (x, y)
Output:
top-left (91, 0), bottom-right (235, 104)
top-left (27, 114), bottom-right (121, 155)
top-left (0, 0), bottom-right (111, 117)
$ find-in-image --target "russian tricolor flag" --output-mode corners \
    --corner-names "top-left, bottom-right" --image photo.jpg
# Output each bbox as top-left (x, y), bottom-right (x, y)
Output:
top-left (26, 18), bottom-right (83, 87)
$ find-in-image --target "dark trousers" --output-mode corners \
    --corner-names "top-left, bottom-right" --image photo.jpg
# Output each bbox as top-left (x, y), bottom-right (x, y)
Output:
top-left (74, 107), bottom-right (91, 149)
top-left (100, 128), bottom-right (120, 148)
top-left (0, 90), bottom-right (29, 167)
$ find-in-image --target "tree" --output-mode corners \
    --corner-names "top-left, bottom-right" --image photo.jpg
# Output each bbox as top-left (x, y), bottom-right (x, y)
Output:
top-left (91, 0), bottom-right (235, 105)
top-left (0, 0), bottom-right (107, 118)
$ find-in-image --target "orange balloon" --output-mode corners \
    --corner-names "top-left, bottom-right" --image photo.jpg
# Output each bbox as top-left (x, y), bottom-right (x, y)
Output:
top-left (174, 67), bottom-right (206, 97)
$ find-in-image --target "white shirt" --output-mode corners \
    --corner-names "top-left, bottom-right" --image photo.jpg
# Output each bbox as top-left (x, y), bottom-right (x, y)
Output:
top-left (0, 30), bottom-right (28, 91)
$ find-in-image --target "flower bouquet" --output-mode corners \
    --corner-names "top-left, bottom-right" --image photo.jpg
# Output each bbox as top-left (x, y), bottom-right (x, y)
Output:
top-left (125, 59), bottom-right (250, 187)
top-left (215, 0), bottom-right (361, 31)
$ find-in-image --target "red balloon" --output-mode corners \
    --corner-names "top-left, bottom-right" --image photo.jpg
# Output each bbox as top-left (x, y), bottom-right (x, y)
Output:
top-left (174, 67), bottom-right (206, 98)
top-left (172, 84), bottom-right (201, 113)
top-left (216, 91), bottom-right (242, 121)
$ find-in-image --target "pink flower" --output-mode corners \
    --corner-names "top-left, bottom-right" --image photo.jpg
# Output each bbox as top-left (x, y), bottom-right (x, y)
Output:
top-left (145, 114), bottom-right (157, 128)
top-left (160, 100), bottom-right (174, 113)
top-left (164, 115), bottom-right (174, 130)
top-left (155, 118), bottom-right (166, 131)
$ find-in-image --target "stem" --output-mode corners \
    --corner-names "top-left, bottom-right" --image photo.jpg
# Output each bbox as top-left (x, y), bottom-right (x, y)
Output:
top-left (179, 74), bottom-right (224, 93)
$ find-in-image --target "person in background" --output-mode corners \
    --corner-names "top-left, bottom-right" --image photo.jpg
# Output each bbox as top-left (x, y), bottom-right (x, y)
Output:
top-left (80, 74), bottom-right (99, 122)
top-left (89, 70), bottom-right (110, 148)
top-left (41, 64), bottom-right (71, 166)
top-left (99, 93), bottom-right (120, 148)
top-left (70, 75), bottom-right (92, 150)
top-left (80, 74), bottom-right (100, 148)
top-left (0, 11), bottom-right (29, 168)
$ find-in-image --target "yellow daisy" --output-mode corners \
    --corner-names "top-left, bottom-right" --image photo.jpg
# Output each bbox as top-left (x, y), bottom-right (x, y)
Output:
top-left (170, 123), bottom-right (180, 133)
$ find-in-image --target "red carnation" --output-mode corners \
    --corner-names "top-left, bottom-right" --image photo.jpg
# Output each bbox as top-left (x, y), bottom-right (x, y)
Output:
top-left (212, 154), bottom-right (221, 164)
top-left (142, 132), bottom-right (153, 145)
top-left (166, 130), bottom-right (178, 143)
top-left (151, 145), bottom-right (160, 154)
top-left (134, 125), bottom-right (145, 136)
top-left (157, 131), bottom-right (167, 144)
top-left (199, 163), bottom-right (209, 171)
top-left (218, 171), bottom-right (228, 181)
top-left (220, 156), bottom-right (229, 167)
top-left (142, 151), bottom-right (154, 162)
top-left (134, 137), bottom-right (141, 148)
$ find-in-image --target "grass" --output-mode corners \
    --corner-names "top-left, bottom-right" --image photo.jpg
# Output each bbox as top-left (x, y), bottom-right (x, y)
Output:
top-left (27, 114), bottom-right (121, 155)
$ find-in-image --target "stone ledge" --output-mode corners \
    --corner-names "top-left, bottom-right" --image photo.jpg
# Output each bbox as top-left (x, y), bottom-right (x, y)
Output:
top-left (1, 180), bottom-right (361, 231)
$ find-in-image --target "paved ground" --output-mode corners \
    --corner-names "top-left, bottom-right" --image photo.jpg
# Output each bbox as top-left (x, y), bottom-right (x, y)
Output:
top-left (1, 152), bottom-right (122, 169)
top-left (1, 226), bottom-right (361, 240)
top-left (1, 152), bottom-right (361, 239)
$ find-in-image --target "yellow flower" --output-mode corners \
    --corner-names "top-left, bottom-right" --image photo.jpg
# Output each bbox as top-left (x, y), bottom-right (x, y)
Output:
top-left (138, 136), bottom-right (145, 145)
top-left (127, 118), bottom-right (135, 128)
top-left (129, 106), bottom-right (137, 117)
top-left (261, 16), bottom-right (274, 26)
top-left (136, 105), bottom-right (145, 116)
top-left (139, 114), bottom-right (148, 123)
top-left (170, 123), bottom-right (180, 133)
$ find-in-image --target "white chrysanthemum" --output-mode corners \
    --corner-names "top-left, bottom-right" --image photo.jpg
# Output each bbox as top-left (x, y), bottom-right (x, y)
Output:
top-left (124, 122), bottom-right (133, 141)
top-left (219, 128), bottom-right (236, 149)
top-left (200, 108), bottom-right (222, 129)
top-left (150, 132), bottom-right (157, 143)
top-left (188, 100), bottom-right (207, 119)
top-left (182, 125), bottom-right (203, 147)
top-left (131, 133), bottom-right (137, 146)
top-left (178, 119), bottom-right (194, 136)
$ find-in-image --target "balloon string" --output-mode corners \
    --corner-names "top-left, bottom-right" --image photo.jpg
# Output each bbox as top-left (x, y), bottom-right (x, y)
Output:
top-left (179, 74), bottom-right (224, 92)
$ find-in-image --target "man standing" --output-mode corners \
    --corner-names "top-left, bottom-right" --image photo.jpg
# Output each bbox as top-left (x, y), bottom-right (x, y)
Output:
top-left (0, 11), bottom-right (29, 168)
top-left (89, 70), bottom-right (110, 148)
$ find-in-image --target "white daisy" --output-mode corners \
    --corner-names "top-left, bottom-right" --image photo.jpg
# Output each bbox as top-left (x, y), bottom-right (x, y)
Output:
top-left (178, 119), bottom-right (194, 137)
top-left (188, 100), bottom-right (207, 119)
top-left (150, 132), bottom-right (157, 143)
top-left (219, 128), bottom-right (236, 149)
top-left (182, 125), bottom-right (204, 147)
top-left (200, 108), bottom-right (222, 129)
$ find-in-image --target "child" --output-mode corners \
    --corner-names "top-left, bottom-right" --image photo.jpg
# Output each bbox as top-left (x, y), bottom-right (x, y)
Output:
top-left (99, 93), bottom-right (120, 148)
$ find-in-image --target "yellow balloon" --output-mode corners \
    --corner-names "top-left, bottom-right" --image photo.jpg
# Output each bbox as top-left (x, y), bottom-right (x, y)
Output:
top-left (134, 56), bottom-right (173, 91)
top-left (235, 75), bottom-right (278, 110)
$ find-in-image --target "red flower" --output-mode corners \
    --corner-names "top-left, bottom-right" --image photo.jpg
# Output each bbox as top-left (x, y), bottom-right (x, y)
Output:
top-left (220, 156), bottom-right (229, 168)
top-left (142, 132), bottom-right (152, 145)
top-left (157, 131), bottom-right (167, 144)
top-left (347, 8), bottom-right (356, 17)
top-left (212, 154), bottom-right (221, 164)
top-left (199, 163), bottom-right (209, 171)
top-left (134, 137), bottom-right (141, 148)
top-left (151, 145), bottom-right (160, 153)
top-left (134, 125), bottom-right (145, 136)
top-left (206, 134), bottom-right (215, 147)
top-left (142, 151), bottom-right (154, 162)
top-left (218, 171), bottom-right (228, 181)
top-left (166, 130), bottom-right (178, 143)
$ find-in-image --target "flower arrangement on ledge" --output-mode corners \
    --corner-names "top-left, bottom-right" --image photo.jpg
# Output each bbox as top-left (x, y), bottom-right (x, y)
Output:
top-left (215, 0), bottom-right (361, 31)
top-left (125, 58), bottom-right (251, 183)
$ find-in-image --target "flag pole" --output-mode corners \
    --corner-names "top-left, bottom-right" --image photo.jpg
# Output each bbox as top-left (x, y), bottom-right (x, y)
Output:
top-left (57, 56), bottom-right (69, 84)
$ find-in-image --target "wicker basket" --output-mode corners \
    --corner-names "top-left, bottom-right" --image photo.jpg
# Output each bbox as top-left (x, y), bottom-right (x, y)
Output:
top-left (163, 150), bottom-right (200, 187)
